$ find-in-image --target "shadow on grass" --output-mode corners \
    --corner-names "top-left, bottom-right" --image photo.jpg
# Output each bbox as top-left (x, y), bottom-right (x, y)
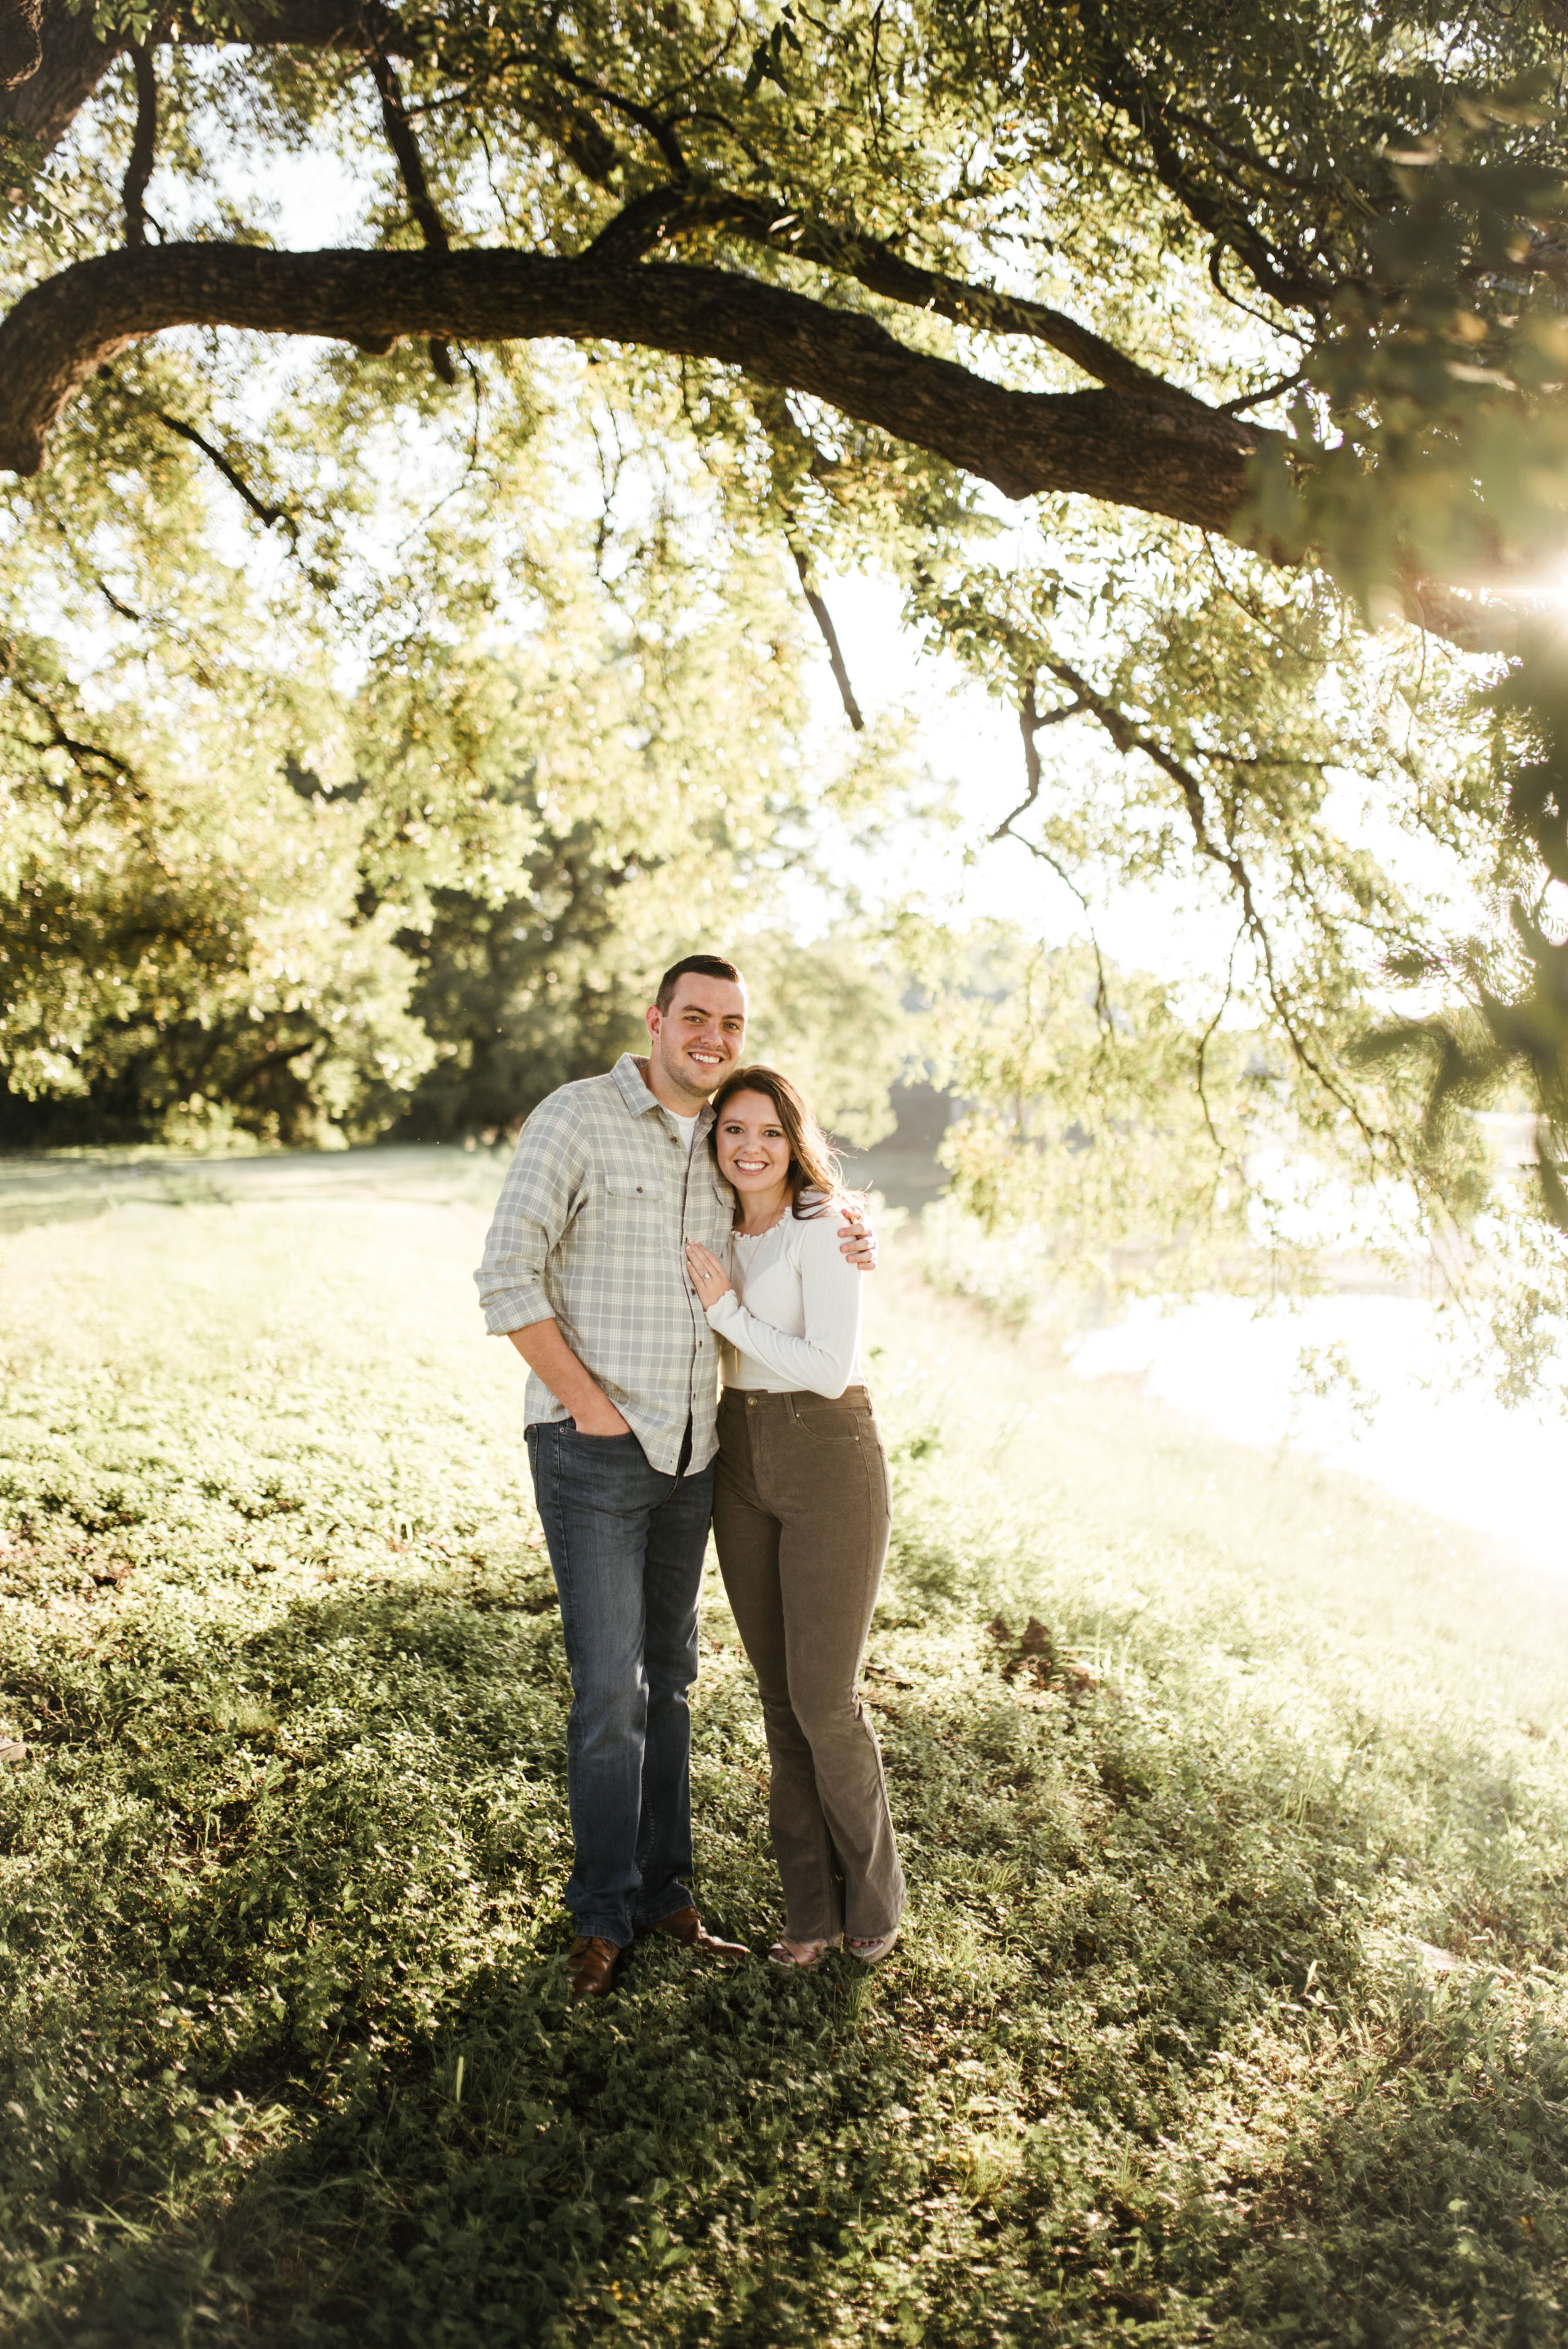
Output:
top-left (1209, 1965), bottom-right (1568, 2346)
top-left (3, 1572), bottom-right (933, 2348)
top-left (8, 1573), bottom-right (1568, 2348)
top-left (34, 1950), bottom-right (1568, 2349)
top-left (26, 1946), bottom-right (935, 2349)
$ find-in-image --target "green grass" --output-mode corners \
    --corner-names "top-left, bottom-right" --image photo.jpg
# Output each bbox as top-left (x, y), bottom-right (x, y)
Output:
top-left (3, 1171), bottom-right (1568, 2346)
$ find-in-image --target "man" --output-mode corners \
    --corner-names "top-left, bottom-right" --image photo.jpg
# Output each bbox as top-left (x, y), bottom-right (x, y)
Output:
top-left (474, 954), bottom-right (875, 1999)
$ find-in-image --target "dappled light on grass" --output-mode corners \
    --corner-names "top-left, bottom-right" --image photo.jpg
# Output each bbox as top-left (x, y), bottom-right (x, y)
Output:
top-left (2, 1193), bottom-right (1568, 2343)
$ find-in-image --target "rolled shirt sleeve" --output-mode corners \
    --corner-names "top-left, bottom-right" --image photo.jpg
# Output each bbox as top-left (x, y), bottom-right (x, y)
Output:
top-left (474, 1093), bottom-right (588, 1336)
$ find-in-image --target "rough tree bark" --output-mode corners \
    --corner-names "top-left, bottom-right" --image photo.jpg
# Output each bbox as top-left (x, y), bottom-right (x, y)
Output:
top-left (0, 245), bottom-right (1264, 524)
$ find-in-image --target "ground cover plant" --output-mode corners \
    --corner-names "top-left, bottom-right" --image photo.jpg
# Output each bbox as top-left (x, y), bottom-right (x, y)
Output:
top-left (2, 1162), bottom-right (1568, 2346)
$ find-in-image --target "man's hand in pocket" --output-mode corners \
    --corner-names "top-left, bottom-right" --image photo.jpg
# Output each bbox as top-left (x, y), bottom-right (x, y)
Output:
top-left (575, 1398), bottom-right (632, 1438)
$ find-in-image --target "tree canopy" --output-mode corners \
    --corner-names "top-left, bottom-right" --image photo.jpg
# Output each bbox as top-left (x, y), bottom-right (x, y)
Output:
top-left (3, 2), bottom-right (1564, 573)
top-left (6, 3), bottom-right (1568, 1380)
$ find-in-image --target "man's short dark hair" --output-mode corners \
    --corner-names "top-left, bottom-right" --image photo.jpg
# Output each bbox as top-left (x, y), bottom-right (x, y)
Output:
top-left (655, 954), bottom-right (747, 1014)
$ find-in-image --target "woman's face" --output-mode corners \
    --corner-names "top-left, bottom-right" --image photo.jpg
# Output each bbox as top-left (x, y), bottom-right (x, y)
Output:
top-left (714, 1091), bottom-right (792, 1201)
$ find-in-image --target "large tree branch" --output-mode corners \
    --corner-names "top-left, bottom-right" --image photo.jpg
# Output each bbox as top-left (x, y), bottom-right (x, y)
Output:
top-left (0, 3), bottom-right (1269, 430)
top-left (521, 69), bottom-right (1192, 410)
top-left (0, 0), bottom-right (129, 146)
top-left (0, 0), bottom-right (43, 93)
top-left (406, 49), bottom-right (1200, 411)
top-left (586, 186), bottom-right (1197, 408)
top-left (0, 243), bottom-right (1265, 529)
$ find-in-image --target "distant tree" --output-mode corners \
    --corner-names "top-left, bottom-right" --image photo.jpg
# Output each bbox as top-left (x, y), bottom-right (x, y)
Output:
top-left (0, 354), bottom-right (905, 1146)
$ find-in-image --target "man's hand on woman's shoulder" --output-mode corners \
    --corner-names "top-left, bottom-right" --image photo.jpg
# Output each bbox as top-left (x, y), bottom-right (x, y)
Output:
top-left (837, 1203), bottom-right (877, 1273)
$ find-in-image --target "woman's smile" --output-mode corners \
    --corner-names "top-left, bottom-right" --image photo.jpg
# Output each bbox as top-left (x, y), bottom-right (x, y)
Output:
top-left (713, 1090), bottom-right (794, 1228)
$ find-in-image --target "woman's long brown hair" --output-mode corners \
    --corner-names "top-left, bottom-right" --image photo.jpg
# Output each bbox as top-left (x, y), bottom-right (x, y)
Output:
top-left (707, 1065), bottom-right (852, 1224)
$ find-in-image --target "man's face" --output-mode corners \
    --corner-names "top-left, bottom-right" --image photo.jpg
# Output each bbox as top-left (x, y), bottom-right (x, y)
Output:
top-left (645, 977), bottom-right (748, 1105)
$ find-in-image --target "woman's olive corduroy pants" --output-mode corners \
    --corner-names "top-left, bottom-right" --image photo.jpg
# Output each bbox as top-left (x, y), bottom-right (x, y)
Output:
top-left (711, 1384), bottom-right (905, 1944)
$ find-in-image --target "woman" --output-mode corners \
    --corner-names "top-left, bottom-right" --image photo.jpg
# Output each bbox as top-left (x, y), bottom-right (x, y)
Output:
top-left (684, 1066), bottom-right (904, 1971)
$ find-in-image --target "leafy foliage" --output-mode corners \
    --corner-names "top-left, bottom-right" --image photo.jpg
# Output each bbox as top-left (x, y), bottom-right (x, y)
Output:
top-left (913, 930), bottom-right (1258, 1295)
top-left (11, 3), bottom-right (1568, 1346)
top-left (0, 338), bottom-right (908, 1147)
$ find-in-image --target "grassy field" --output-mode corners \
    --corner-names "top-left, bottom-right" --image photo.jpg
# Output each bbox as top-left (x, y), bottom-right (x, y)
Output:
top-left (3, 1163), bottom-right (1568, 2346)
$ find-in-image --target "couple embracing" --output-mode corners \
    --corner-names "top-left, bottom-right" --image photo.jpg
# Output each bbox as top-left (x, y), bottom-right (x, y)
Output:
top-left (475, 955), bottom-right (905, 1998)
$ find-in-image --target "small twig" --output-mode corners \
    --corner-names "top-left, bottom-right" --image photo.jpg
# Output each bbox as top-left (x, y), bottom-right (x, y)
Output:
top-left (747, 390), bottom-right (861, 726)
top-left (869, 3), bottom-right (887, 137)
top-left (1199, 534), bottom-right (1332, 663)
top-left (0, 645), bottom-right (139, 792)
top-left (993, 677), bottom-right (1110, 1024)
top-left (364, 49), bottom-right (449, 253)
top-left (95, 576), bottom-right (142, 622)
top-left (788, 541), bottom-right (862, 731)
top-left (534, 55), bottom-right (691, 178)
top-left (461, 344), bottom-right (484, 467)
top-left (154, 408), bottom-right (294, 534)
top-left (1219, 365), bottom-right (1308, 416)
top-left (1163, 103), bottom-right (1329, 198)
top-left (1194, 926), bottom-right (1244, 1158)
top-left (1207, 243), bottom-right (1311, 346)
top-left (988, 673), bottom-right (1087, 835)
top-left (122, 43), bottom-right (157, 250)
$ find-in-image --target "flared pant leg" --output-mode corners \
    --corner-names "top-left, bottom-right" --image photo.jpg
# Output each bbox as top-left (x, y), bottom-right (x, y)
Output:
top-left (712, 1386), bottom-right (903, 1943)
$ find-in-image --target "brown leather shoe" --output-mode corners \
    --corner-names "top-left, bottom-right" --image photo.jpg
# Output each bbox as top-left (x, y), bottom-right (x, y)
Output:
top-left (565, 1934), bottom-right (622, 2000)
top-left (634, 1906), bottom-right (748, 1959)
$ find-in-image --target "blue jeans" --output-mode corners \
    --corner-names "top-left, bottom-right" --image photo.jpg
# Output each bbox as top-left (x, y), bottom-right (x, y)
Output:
top-left (526, 1419), bottom-right (716, 1946)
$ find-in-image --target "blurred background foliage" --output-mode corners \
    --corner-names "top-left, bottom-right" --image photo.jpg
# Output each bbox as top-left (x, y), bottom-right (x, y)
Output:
top-left (0, 339), bottom-right (913, 1153)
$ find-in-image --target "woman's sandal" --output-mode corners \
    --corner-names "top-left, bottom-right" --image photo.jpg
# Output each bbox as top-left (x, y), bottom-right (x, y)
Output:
top-left (847, 1927), bottom-right (900, 1966)
top-left (766, 1936), bottom-right (837, 1972)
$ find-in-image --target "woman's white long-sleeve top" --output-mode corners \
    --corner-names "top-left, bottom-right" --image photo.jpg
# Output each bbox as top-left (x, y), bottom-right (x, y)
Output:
top-left (702, 1206), bottom-right (864, 1399)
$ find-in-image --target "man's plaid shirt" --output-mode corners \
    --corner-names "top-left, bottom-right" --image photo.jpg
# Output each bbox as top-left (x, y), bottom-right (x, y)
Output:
top-left (474, 1053), bottom-right (736, 1473)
